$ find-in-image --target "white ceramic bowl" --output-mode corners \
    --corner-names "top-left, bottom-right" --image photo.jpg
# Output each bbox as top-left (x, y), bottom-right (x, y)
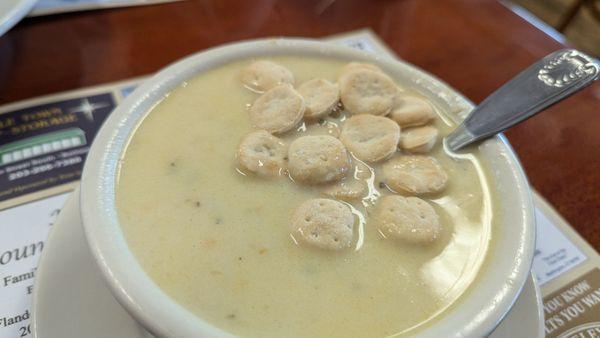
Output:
top-left (80, 38), bottom-right (535, 338)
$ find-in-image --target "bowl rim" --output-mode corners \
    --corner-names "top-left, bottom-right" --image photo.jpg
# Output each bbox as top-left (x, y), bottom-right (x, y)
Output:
top-left (80, 38), bottom-right (535, 338)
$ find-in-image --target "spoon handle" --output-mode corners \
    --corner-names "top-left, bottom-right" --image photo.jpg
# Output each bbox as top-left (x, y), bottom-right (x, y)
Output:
top-left (446, 49), bottom-right (600, 152)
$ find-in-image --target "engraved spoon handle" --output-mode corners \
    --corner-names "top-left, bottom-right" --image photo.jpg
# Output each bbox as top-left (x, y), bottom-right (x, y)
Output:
top-left (446, 49), bottom-right (600, 152)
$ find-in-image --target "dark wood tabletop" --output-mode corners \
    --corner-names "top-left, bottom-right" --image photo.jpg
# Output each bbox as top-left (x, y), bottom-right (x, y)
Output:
top-left (0, 0), bottom-right (598, 249)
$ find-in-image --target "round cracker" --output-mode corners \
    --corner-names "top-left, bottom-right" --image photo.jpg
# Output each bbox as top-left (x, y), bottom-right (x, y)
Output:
top-left (375, 195), bottom-right (441, 244)
top-left (339, 69), bottom-right (398, 116)
top-left (322, 179), bottom-right (367, 201)
top-left (297, 78), bottom-right (339, 120)
top-left (400, 126), bottom-right (439, 153)
top-left (382, 155), bottom-right (448, 194)
top-left (237, 130), bottom-right (287, 176)
top-left (290, 198), bottom-right (355, 250)
top-left (389, 95), bottom-right (436, 127)
top-left (249, 84), bottom-right (305, 134)
top-left (241, 60), bottom-right (294, 93)
top-left (288, 135), bottom-right (350, 184)
top-left (340, 115), bottom-right (400, 162)
top-left (338, 62), bottom-right (383, 84)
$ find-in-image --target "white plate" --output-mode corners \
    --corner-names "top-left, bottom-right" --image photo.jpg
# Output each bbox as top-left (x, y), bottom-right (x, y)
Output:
top-left (32, 188), bottom-right (544, 338)
top-left (0, 0), bottom-right (37, 37)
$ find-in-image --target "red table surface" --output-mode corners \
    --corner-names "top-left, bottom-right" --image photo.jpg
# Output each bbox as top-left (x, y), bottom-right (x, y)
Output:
top-left (0, 0), bottom-right (598, 249)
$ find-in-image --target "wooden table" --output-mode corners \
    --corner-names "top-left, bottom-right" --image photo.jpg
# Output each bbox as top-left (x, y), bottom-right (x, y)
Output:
top-left (1, 0), bottom-right (598, 249)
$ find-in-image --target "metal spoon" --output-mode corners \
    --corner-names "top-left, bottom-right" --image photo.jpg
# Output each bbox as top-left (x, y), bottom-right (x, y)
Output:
top-left (446, 49), bottom-right (600, 152)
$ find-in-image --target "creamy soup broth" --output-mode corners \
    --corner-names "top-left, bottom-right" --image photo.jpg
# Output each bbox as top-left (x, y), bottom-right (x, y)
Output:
top-left (116, 57), bottom-right (493, 338)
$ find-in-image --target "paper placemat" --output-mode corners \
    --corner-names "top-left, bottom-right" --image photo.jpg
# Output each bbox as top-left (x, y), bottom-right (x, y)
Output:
top-left (28, 0), bottom-right (184, 17)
